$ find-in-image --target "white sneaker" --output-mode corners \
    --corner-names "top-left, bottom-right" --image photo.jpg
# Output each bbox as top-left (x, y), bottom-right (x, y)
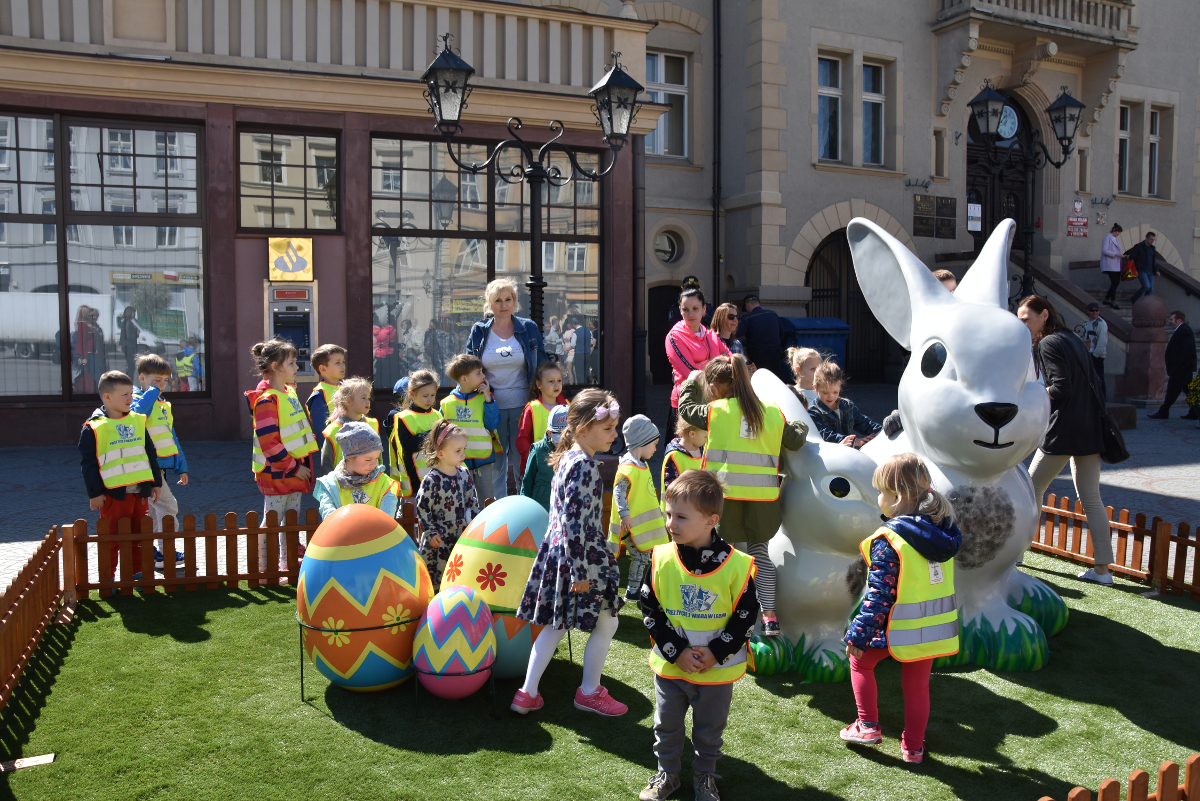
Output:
top-left (1078, 568), bottom-right (1113, 586)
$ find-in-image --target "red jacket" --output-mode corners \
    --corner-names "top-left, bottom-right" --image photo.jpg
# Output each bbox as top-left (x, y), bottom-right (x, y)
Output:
top-left (516, 394), bottom-right (568, 478)
top-left (246, 379), bottom-right (317, 496)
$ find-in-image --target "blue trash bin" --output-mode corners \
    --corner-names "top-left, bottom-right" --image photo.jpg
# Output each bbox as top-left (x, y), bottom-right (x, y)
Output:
top-left (783, 317), bottom-right (850, 368)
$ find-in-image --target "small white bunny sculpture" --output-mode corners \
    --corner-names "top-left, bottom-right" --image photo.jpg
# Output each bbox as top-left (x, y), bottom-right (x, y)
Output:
top-left (751, 369), bottom-right (881, 681)
top-left (849, 216), bottom-right (1066, 672)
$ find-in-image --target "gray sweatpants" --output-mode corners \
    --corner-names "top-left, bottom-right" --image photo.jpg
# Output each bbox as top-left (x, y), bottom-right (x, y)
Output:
top-left (653, 675), bottom-right (734, 775)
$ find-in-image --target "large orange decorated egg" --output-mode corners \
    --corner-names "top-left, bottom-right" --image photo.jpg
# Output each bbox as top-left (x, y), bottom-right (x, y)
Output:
top-left (297, 505), bottom-right (433, 691)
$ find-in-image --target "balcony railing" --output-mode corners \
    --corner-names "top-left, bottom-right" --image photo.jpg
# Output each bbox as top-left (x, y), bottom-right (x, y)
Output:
top-left (936, 0), bottom-right (1134, 37)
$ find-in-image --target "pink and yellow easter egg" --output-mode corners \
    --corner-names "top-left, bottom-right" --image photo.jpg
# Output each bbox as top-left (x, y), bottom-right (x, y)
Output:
top-left (441, 495), bottom-right (549, 613)
top-left (412, 585), bottom-right (497, 699)
top-left (297, 505), bottom-right (434, 692)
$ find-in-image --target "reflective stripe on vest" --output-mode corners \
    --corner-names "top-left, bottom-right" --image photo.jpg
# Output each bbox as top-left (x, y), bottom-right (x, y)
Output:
top-left (251, 387), bottom-right (318, 473)
top-left (859, 527), bottom-right (960, 662)
top-left (174, 353), bottom-right (193, 378)
top-left (88, 414), bottom-right (154, 489)
top-left (701, 399), bottom-right (786, 502)
top-left (145, 398), bottom-right (179, 458)
top-left (439, 394), bottom-right (494, 460)
top-left (336, 473), bottom-right (400, 510)
top-left (608, 463), bottom-right (669, 552)
top-left (389, 409), bottom-right (441, 498)
top-left (647, 544), bottom-right (756, 684)
top-left (323, 417), bottom-right (381, 469)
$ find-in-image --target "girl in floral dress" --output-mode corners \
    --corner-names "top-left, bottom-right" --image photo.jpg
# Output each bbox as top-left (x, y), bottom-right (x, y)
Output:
top-left (511, 388), bottom-right (627, 717)
top-left (414, 420), bottom-right (480, 587)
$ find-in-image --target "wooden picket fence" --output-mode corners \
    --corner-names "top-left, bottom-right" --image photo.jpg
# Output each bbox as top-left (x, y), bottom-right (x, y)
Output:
top-left (1033, 494), bottom-right (1199, 600)
top-left (61, 505), bottom-right (422, 599)
top-left (0, 527), bottom-right (63, 711)
top-left (1038, 754), bottom-right (1198, 801)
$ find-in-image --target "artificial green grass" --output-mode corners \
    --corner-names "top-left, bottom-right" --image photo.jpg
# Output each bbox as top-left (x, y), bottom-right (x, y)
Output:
top-left (2, 551), bottom-right (1199, 801)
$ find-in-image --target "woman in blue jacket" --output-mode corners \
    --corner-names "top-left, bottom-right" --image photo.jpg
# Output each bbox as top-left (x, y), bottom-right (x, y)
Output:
top-left (464, 278), bottom-right (548, 500)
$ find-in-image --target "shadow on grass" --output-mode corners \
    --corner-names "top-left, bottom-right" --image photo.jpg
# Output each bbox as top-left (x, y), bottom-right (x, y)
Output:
top-left (96, 585), bottom-right (296, 643)
top-left (0, 614), bottom-right (79, 797)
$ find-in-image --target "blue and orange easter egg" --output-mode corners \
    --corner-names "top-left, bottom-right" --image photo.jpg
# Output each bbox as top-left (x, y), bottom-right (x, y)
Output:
top-left (491, 615), bottom-right (546, 679)
top-left (297, 504), bottom-right (434, 692)
top-left (412, 585), bottom-right (497, 699)
top-left (441, 495), bottom-right (549, 613)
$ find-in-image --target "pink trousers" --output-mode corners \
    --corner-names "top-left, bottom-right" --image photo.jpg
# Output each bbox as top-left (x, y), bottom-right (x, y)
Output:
top-left (849, 648), bottom-right (933, 753)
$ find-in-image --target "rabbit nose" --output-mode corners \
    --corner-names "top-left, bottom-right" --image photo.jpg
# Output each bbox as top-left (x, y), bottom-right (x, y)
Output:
top-left (975, 402), bottom-right (1018, 429)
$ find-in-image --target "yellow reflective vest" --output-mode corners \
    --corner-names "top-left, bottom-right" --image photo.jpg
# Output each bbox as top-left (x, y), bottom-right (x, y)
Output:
top-left (144, 397), bottom-right (179, 458)
top-left (336, 472), bottom-right (401, 510)
top-left (251, 387), bottom-right (318, 473)
top-left (648, 543), bottom-right (756, 684)
top-left (659, 446), bottom-right (703, 503)
top-left (87, 413), bottom-right (155, 489)
top-left (859, 527), bottom-right (959, 662)
top-left (439, 392), bottom-right (496, 463)
top-left (525, 398), bottom-right (561, 443)
top-left (702, 399), bottom-right (786, 501)
top-left (323, 416), bottom-right (383, 470)
top-left (308, 381), bottom-right (339, 410)
top-left (608, 462), bottom-right (670, 553)
top-left (174, 352), bottom-right (194, 378)
top-left (390, 407), bottom-right (442, 498)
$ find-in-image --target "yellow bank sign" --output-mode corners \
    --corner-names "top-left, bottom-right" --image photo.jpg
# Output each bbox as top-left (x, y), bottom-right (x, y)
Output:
top-left (268, 237), bottom-right (314, 282)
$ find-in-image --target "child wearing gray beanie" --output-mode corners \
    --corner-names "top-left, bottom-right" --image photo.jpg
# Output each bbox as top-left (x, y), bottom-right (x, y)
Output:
top-left (610, 414), bottom-right (668, 601)
top-left (313, 422), bottom-right (399, 520)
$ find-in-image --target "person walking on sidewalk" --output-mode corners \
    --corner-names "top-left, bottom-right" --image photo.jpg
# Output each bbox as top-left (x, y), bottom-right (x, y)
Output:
top-left (1149, 311), bottom-right (1196, 419)
top-left (1080, 302), bottom-right (1109, 401)
top-left (1100, 224), bottom-right (1123, 309)
top-left (1129, 231), bottom-right (1158, 304)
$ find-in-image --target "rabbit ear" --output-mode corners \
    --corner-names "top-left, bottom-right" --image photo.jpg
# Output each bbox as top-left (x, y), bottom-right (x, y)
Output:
top-left (847, 218), bottom-right (951, 350)
top-left (955, 219), bottom-right (1016, 308)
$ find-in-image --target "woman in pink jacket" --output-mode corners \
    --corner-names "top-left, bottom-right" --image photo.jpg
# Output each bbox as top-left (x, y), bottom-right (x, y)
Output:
top-left (665, 287), bottom-right (730, 434)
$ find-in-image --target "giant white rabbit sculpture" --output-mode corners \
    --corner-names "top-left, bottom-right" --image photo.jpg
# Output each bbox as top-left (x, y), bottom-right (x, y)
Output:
top-left (848, 216), bottom-right (1066, 672)
top-left (749, 368), bottom-right (882, 681)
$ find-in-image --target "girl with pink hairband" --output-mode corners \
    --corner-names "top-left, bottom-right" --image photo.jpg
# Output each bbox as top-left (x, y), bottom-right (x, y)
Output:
top-left (414, 419), bottom-right (481, 586)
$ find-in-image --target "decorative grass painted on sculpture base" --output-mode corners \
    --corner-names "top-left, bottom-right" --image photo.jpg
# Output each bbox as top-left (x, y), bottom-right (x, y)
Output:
top-left (934, 613), bottom-right (1048, 672)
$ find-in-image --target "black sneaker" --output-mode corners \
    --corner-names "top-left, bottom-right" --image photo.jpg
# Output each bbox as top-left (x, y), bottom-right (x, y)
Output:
top-left (1147, 412), bottom-right (1168, 419)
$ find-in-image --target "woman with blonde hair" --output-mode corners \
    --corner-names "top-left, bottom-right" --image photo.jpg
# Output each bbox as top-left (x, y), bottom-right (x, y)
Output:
top-left (464, 277), bottom-right (548, 500)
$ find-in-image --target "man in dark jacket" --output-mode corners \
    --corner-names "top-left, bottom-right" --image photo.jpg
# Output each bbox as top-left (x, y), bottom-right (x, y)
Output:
top-left (1149, 311), bottom-right (1196, 419)
top-left (736, 295), bottom-right (791, 381)
top-left (1129, 231), bottom-right (1158, 304)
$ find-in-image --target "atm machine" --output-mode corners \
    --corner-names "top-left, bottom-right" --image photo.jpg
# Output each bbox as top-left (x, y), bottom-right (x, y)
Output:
top-left (265, 281), bottom-right (318, 378)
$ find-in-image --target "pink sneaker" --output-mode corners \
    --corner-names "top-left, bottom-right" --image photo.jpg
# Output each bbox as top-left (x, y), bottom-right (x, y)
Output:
top-left (510, 689), bottom-right (544, 715)
top-left (902, 747), bottom-right (925, 764)
top-left (839, 720), bottom-right (883, 745)
top-left (573, 686), bottom-right (628, 717)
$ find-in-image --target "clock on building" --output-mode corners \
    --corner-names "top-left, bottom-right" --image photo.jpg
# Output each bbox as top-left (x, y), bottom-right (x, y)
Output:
top-left (997, 106), bottom-right (1019, 140)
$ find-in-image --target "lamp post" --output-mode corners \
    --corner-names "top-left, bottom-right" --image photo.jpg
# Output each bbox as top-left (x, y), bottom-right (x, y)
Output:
top-left (967, 81), bottom-right (1086, 301)
top-left (421, 33), bottom-right (643, 328)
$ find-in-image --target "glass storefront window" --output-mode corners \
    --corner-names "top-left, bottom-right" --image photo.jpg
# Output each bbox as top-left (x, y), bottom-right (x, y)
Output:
top-left (239, 132), bottom-right (338, 230)
top-left (0, 223), bottom-right (62, 395)
top-left (370, 136), bottom-right (604, 390)
top-left (70, 126), bottom-right (200, 214)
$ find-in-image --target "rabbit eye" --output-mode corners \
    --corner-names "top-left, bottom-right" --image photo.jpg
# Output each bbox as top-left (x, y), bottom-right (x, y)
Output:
top-left (921, 342), bottom-right (947, 378)
top-left (824, 476), bottom-right (860, 500)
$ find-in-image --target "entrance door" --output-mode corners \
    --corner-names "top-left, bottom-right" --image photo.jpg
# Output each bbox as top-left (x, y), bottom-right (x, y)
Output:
top-left (648, 284), bottom-right (680, 384)
top-left (966, 95), bottom-right (1032, 252)
top-left (806, 230), bottom-right (897, 382)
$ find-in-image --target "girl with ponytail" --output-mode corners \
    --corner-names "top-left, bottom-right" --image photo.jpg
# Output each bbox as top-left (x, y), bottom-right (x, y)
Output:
top-left (512, 388), bottom-right (628, 717)
top-left (677, 354), bottom-right (809, 636)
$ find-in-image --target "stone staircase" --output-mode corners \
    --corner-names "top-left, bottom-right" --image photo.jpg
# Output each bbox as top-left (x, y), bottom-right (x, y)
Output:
top-left (1083, 285), bottom-right (1200, 373)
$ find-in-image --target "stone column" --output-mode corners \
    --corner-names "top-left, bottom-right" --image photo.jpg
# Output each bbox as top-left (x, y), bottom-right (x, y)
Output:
top-left (1120, 295), bottom-right (1169, 402)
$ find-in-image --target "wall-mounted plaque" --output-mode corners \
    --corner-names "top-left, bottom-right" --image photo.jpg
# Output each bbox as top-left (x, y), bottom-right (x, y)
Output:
top-left (913, 217), bottom-right (936, 238)
top-left (935, 217), bottom-right (957, 239)
top-left (913, 195), bottom-right (935, 217)
top-left (936, 197), bottom-right (957, 219)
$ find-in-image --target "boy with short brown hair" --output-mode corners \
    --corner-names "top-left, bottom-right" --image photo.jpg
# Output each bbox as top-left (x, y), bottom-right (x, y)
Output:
top-left (307, 344), bottom-right (347, 452)
top-left (638, 470), bottom-right (759, 801)
top-left (440, 354), bottom-right (500, 503)
top-left (132, 353), bottom-right (190, 569)
top-left (79, 370), bottom-right (163, 589)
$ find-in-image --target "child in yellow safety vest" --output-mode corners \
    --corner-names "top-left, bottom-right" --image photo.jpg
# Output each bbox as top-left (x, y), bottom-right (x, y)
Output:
top-left (246, 339), bottom-right (318, 570)
top-left (609, 414), bottom-right (669, 601)
top-left (516, 361), bottom-right (568, 481)
top-left (440, 354), bottom-right (501, 506)
top-left (132, 353), bottom-right (190, 570)
top-left (314, 422), bottom-right (400, 519)
top-left (841, 453), bottom-right (962, 765)
top-left (386, 369), bottom-right (442, 499)
top-left (677, 354), bottom-right (808, 636)
top-left (637, 470), bottom-right (760, 801)
top-left (320, 377), bottom-right (382, 477)
top-left (306, 343), bottom-right (347, 454)
top-left (660, 417), bottom-right (707, 499)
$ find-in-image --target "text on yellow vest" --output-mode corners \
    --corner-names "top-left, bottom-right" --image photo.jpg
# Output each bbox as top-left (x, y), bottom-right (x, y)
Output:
top-left (439, 392), bottom-right (495, 461)
top-left (88, 413), bottom-right (155, 489)
top-left (336, 472), bottom-right (401, 509)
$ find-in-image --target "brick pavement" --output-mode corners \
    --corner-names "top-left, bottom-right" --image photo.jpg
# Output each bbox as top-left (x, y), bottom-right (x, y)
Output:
top-left (2, 385), bottom-right (1196, 589)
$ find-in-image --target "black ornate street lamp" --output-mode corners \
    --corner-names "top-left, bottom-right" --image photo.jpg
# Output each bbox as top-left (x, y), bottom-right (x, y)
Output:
top-left (422, 33), bottom-right (643, 327)
top-left (967, 81), bottom-right (1086, 300)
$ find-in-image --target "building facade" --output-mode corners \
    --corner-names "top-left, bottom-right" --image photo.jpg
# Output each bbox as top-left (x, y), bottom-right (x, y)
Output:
top-left (0, 0), bottom-right (656, 442)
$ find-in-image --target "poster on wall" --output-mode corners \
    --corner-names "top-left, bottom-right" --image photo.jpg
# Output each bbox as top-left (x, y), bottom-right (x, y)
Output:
top-left (967, 203), bottom-right (982, 232)
top-left (1067, 196), bottom-right (1088, 237)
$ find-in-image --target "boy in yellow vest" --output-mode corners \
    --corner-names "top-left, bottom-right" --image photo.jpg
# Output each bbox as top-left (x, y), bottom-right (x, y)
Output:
top-left (609, 414), bottom-right (669, 601)
top-left (314, 422), bottom-right (401, 519)
top-left (307, 343), bottom-right (347, 454)
top-left (132, 354), bottom-right (190, 569)
top-left (79, 370), bottom-right (163, 588)
top-left (638, 470), bottom-right (759, 801)
top-left (439, 354), bottom-right (500, 505)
